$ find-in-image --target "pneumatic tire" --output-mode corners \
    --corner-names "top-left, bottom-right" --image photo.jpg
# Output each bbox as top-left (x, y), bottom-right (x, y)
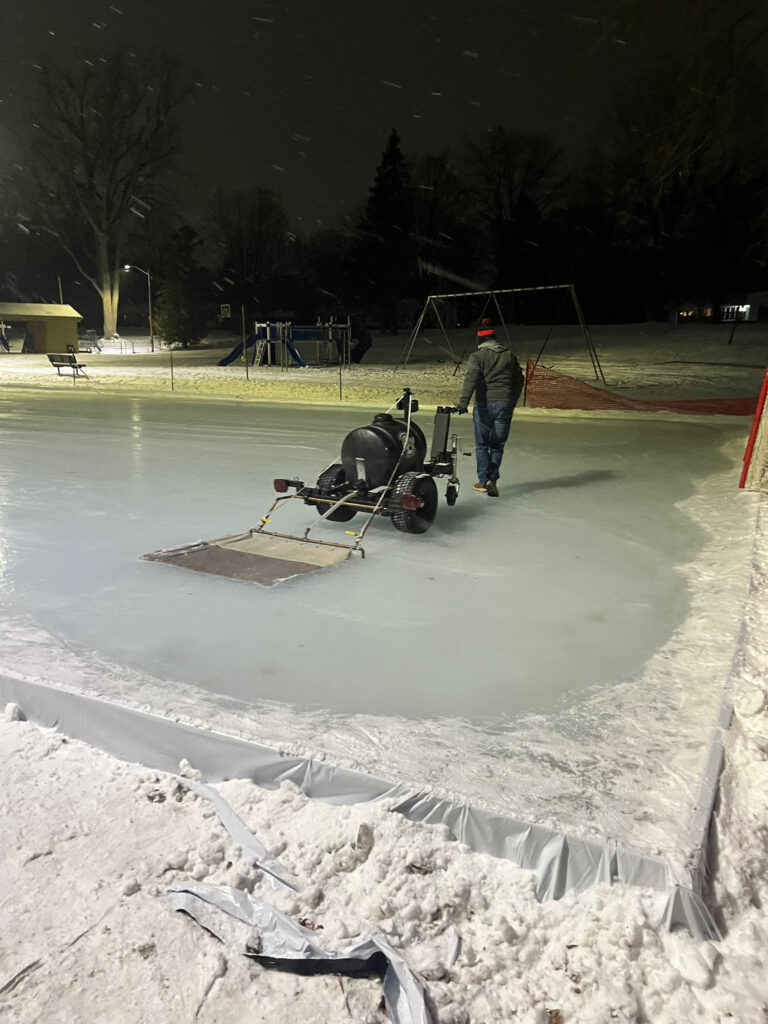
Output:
top-left (315, 463), bottom-right (357, 521)
top-left (390, 471), bottom-right (438, 534)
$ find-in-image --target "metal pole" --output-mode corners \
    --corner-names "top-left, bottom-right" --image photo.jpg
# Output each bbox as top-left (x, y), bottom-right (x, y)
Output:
top-left (429, 301), bottom-right (457, 364)
top-left (147, 273), bottom-right (154, 352)
top-left (395, 299), bottom-right (430, 372)
top-left (570, 285), bottom-right (606, 384)
top-left (416, 283), bottom-right (572, 301)
top-left (124, 265), bottom-right (154, 352)
top-left (241, 305), bottom-right (248, 381)
top-left (170, 347), bottom-right (174, 391)
top-left (57, 276), bottom-right (64, 303)
top-left (532, 287), bottom-right (567, 367)
top-left (491, 293), bottom-right (510, 344)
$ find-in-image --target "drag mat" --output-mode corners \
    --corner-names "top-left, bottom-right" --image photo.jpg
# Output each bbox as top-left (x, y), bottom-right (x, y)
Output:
top-left (143, 531), bottom-right (351, 586)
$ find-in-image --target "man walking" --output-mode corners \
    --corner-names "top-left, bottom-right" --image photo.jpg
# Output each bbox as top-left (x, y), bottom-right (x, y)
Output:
top-left (457, 319), bottom-right (524, 496)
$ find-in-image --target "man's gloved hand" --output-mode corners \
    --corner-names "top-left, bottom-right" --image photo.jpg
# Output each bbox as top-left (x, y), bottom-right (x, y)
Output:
top-left (456, 405), bottom-right (468, 415)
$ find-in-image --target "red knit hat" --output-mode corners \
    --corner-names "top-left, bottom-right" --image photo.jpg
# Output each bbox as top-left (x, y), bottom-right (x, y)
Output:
top-left (477, 317), bottom-right (495, 340)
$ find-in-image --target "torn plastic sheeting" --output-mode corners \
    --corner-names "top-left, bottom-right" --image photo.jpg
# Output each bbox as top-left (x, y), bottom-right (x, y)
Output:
top-left (182, 778), bottom-right (298, 892)
top-left (168, 882), bottom-right (435, 1024)
top-left (0, 673), bottom-right (721, 939)
top-left (179, 774), bottom-right (447, 994)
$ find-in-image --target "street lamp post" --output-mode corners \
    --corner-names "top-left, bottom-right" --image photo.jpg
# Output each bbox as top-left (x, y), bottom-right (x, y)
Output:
top-left (124, 264), bottom-right (154, 352)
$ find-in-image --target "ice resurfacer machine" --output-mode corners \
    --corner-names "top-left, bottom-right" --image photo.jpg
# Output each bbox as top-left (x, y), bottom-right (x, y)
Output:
top-left (144, 389), bottom-right (462, 585)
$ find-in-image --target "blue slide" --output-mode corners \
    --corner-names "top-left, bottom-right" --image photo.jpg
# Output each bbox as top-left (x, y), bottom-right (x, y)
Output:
top-left (218, 334), bottom-right (258, 366)
top-left (285, 339), bottom-right (308, 367)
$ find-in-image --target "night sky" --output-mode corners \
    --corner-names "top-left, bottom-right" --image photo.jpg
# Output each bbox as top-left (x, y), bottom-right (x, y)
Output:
top-left (4, 0), bottom-right (631, 228)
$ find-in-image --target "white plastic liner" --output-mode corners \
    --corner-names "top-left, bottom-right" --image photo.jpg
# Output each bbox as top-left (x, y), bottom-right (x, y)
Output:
top-left (168, 881), bottom-right (434, 1024)
top-left (0, 672), bottom-right (724, 940)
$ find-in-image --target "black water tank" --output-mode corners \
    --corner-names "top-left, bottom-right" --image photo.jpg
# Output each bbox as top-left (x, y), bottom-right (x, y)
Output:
top-left (340, 413), bottom-right (426, 488)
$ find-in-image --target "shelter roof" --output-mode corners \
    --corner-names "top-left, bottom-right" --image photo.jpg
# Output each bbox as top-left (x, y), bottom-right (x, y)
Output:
top-left (0, 302), bottom-right (82, 321)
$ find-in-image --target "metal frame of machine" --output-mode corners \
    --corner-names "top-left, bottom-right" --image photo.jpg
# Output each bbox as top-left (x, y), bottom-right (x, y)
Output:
top-left (252, 389), bottom-right (461, 557)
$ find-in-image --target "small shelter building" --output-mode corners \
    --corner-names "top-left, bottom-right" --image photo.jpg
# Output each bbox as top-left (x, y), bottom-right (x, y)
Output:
top-left (0, 302), bottom-right (83, 353)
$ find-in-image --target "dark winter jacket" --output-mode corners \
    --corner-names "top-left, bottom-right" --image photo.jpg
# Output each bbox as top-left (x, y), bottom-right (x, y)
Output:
top-left (458, 340), bottom-right (524, 408)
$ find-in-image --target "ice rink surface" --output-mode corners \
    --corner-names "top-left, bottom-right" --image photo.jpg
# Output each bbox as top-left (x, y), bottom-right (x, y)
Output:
top-left (0, 390), bottom-right (755, 854)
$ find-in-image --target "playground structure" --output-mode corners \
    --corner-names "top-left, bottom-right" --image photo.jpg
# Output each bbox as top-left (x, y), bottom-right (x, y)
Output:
top-left (218, 319), bottom-right (354, 370)
top-left (396, 283), bottom-right (606, 384)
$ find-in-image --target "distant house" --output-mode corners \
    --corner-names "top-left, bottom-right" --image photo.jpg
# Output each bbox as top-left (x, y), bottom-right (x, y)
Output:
top-left (673, 300), bottom-right (714, 324)
top-left (0, 302), bottom-right (83, 353)
top-left (673, 293), bottom-right (768, 324)
top-left (719, 292), bottom-right (768, 322)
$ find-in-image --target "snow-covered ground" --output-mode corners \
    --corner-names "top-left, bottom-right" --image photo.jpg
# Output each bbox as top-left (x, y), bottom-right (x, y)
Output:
top-left (1, 320), bottom-right (766, 406)
top-left (1, 324), bottom-right (767, 1022)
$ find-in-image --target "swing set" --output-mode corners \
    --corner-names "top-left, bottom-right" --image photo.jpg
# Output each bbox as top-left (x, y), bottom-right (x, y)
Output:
top-left (395, 283), bottom-right (606, 384)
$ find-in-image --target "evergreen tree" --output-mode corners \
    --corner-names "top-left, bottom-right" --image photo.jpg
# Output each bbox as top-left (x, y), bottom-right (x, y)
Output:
top-left (152, 226), bottom-right (208, 348)
top-left (351, 129), bottom-right (417, 333)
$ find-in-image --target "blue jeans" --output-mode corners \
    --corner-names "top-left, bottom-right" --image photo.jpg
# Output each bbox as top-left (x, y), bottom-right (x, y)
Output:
top-left (473, 401), bottom-right (512, 483)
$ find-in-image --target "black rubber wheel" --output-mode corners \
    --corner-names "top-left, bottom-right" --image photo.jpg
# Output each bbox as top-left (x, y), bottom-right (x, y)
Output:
top-left (446, 481), bottom-right (459, 507)
top-left (390, 471), bottom-right (438, 534)
top-left (394, 419), bottom-right (428, 466)
top-left (315, 463), bottom-right (357, 521)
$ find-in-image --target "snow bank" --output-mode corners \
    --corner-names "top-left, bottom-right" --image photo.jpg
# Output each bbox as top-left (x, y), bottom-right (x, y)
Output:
top-left (2, 671), bottom-right (767, 1023)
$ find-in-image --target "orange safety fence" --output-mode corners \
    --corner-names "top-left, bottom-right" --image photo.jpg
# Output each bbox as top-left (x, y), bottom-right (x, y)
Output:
top-left (524, 360), bottom-right (759, 417)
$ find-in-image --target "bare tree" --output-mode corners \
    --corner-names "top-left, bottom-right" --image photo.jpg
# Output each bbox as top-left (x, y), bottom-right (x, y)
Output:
top-left (597, 0), bottom-right (768, 188)
top-left (18, 52), bottom-right (187, 337)
top-left (590, 0), bottom-right (768, 311)
top-left (412, 152), bottom-right (485, 291)
top-left (210, 188), bottom-right (291, 315)
top-left (463, 129), bottom-right (563, 286)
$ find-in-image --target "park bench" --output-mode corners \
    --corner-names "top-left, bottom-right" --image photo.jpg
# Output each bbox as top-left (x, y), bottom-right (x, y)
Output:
top-left (48, 352), bottom-right (88, 377)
